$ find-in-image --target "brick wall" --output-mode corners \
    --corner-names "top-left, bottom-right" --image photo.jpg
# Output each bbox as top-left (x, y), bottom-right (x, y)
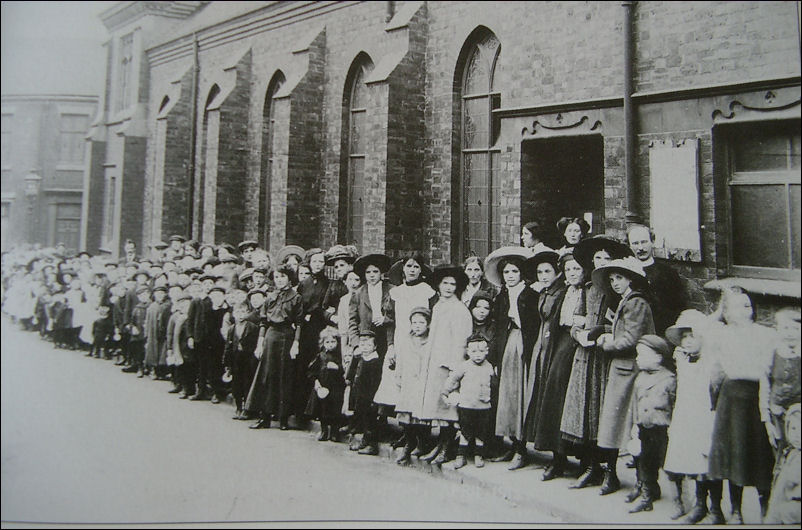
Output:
top-left (84, 140), bottom-right (107, 254)
top-left (119, 135), bottom-right (146, 255)
top-left (136, 0), bottom-right (800, 300)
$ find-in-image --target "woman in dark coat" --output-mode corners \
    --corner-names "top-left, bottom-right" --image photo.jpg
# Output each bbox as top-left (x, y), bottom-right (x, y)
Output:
top-left (246, 265), bottom-right (303, 430)
top-left (294, 248), bottom-right (330, 421)
top-left (525, 252), bottom-right (585, 480)
top-left (483, 246), bottom-right (541, 470)
top-left (560, 235), bottom-right (632, 488)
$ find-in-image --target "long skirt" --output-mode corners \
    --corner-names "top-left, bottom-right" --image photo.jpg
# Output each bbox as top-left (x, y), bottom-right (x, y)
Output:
top-left (560, 343), bottom-right (608, 447)
top-left (530, 327), bottom-right (576, 451)
top-left (244, 325), bottom-right (295, 419)
top-left (596, 357), bottom-right (637, 450)
top-left (709, 379), bottom-right (774, 490)
top-left (495, 328), bottom-right (526, 439)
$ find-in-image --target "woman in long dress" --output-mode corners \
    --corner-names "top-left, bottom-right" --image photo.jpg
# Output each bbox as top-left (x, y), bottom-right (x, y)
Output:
top-left (483, 247), bottom-right (541, 470)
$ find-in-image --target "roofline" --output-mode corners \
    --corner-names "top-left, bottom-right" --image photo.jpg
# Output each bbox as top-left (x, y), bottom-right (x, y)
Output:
top-left (1, 94), bottom-right (99, 102)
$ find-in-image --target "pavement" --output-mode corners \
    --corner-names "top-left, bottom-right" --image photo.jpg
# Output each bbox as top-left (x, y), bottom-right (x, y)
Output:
top-left (1, 317), bottom-right (770, 527)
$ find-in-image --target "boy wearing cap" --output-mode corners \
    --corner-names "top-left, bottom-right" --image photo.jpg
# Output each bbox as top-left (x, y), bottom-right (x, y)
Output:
top-left (206, 285), bottom-right (229, 403)
top-left (166, 292), bottom-right (195, 398)
top-left (347, 330), bottom-right (384, 455)
top-left (186, 274), bottom-right (217, 401)
top-left (123, 286), bottom-right (151, 377)
top-left (90, 305), bottom-right (114, 359)
top-left (144, 286), bottom-right (172, 379)
top-left (626, 334), bottom-right (677, 514)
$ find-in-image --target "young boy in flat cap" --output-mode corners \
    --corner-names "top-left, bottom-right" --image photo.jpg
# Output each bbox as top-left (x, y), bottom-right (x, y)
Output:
top-left (627, 334), bottom-right (677, 514)
top-left (347, 329), bottom-right (384, 455)
top-left (123, 285), bottom-right (151, 377)
top-left (144, 285), bottom-right (172, 379)
top-left (186, 274), bottom-right (217, 401)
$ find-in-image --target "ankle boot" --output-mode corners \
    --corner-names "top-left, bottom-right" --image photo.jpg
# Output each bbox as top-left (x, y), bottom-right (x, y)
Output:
top-left (421, 441), bottom-right (444, 463)
top-left (625, 481), bottom-right (643, 503)
top-left (670, 495), bottom-right (686, 520)
top-left (318, 424), bottom-right (330, 441)
top-left (391, 432), bottom-right (407, 450)
top-left (707, 505), bottom-right (724, 525)
top-left (508, 451), bottom-right (527, 471)
top-left (411, 434), bottom-right (427, 457)
top-left (453, 453), bottom-right (467, 469)
top-left (599, 466), bottom-right (621, 496)
top-left (683, 485), bottom-right (708, 524)
top-left (571, 465), bottom-right (604, 489)
top-left (491, 449), bottom-right (515, 462)
top-left (396, 442), bottom-right (414, 465)
top-left (629, 485), bottom-right (654, 513)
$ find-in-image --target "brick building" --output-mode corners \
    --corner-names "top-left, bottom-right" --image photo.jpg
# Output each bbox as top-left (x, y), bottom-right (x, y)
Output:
top-left (83, 1), bottom-right (801, 313)
top-left (1, 94), bottom-right (98, 253)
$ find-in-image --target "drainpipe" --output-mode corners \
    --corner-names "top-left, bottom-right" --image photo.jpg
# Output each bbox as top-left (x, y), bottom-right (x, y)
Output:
top-left (386, 1), bottom-right (395, 22)
top-left (187, 33), bottom-right (199, 237)
top-left (622, 1), bottom-right (640, 224)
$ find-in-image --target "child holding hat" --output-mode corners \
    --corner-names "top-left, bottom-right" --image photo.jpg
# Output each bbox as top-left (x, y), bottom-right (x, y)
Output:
top-left (662, 309), bottom-right (725, 524)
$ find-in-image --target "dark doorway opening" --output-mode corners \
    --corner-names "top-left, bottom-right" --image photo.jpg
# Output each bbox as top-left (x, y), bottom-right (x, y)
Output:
top-left (521, 135), bottom-right (605, 248)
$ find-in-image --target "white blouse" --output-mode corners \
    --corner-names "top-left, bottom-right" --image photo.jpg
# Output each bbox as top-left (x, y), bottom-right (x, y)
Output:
top-left (507, 281), bottom-right (526, 328)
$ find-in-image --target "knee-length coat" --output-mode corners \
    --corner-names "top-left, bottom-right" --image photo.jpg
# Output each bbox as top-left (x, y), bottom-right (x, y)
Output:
top-left (596, 289), bottom-right (655, 450)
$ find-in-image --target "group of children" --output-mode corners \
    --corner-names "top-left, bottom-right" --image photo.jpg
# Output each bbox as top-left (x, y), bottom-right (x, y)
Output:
top-left (1, 234), bottom-right (799, 525)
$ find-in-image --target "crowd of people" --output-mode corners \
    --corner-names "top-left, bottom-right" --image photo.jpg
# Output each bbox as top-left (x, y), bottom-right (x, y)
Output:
top-left (1, 219), bottom-right (799, 525)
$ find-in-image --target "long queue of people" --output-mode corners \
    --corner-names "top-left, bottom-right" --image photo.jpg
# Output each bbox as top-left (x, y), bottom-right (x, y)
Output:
top-left (1, 218), bottom-right (799, 525)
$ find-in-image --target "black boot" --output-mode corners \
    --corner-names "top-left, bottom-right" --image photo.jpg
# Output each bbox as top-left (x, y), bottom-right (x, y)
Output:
top-left (318, 423), bottom-right (330, 441)
top-left (421, 440), bottom-right (444, 463)
top-left (599, 465), bottom-right (621, 496)
top-left (683, 481), bottom-right (707, 524)
top-left (570, 464), bottom-right (604, 489)
top-left (629, 484), bottom-right (654, 513)
top-left (625, 481), bottom-right (643, 503)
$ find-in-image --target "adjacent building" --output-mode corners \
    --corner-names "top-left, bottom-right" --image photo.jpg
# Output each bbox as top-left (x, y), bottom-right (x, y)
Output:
top-left (83, 0), bottom-right (801, 314)
top-left (1, 94), bottom-right (98, 253)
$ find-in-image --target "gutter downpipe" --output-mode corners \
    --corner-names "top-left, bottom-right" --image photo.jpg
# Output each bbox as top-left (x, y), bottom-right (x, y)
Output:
top-left (187, 32), bottom-right (199, 238)
top-left (623, 1), bottom-right (640, 224)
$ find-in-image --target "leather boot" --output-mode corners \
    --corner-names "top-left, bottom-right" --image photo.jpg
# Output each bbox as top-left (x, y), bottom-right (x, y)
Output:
top-left (349, 434), bottom-right (362, 451)
top-left (707, 505), bottom-right (724, 525)
top-left (683, 482), bottom-right (708, 523)
top-left (571, 465), bottom-right (604, 489)
top-left (542, 458), bottom-right (566, 481)
top-left (249, 417), bottom-right (270, 429)
top-left (411, 433), bottom-right (427, 457)
top-left (318, 424), bottom-right (330, 441)
top-left (625, 481), bottom-right (643, 503)
top-left (421, 441), bottom-right (444, 463)
top-left (599, 466), bottom-right (621, 496)
top-left (508, 452), bottom-right (527, 471)
top-left (490, 449), bottom-right (515, 462)
top-left (396, 442), bottom-right (414, 465)
top-left (391, 432), bottom-right (407, 450)
top-left (358, 442), bottom-right (379, 455)
top-left (474, 454), bottom-right (485, 468)
top-left (629, 485), bottom-right (653, 513)
top-left (453, 453), bottom-right (467, 470)
top-left (670, 495), bottom-right (686, 520)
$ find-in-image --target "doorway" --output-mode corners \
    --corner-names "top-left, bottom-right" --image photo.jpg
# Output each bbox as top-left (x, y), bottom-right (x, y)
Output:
top-left (521, 135), bottom-right (605, 248)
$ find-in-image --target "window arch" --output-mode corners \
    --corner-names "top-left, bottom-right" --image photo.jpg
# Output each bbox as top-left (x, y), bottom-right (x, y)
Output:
top-left (259, 71), bottom-right (285, 248)
top-left (340, 54), bottom-right (374, 250)
top-left (455, 29), bottom-right (502, 259)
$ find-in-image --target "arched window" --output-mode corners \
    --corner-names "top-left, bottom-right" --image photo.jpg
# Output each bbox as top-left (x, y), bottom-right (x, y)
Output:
top-left (195, 84), bottom-right (219, 239)
top-left (341, 55), bottom-right (374, 250)
top-left (457, 30), bottom-right (501, 259)
top-left (259, 71), bottom-right (285, 248)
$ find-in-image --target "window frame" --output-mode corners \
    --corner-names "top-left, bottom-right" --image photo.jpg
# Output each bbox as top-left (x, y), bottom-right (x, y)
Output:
top-left (458, 32), bottom-right (502, 260)
top-left (58, 113), bottom-right (89, 165)
top-left (343, 58), bottom-right (373, 250)
top-left (723, 119), bottom-right (800, 281)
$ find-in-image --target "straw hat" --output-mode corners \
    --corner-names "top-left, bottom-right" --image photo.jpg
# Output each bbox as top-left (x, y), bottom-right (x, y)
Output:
top-left (591, 256), bottom-right (649, 293)
top-left (573, 234), bottom-right (634, 272)
top-left (483, 246), bottom-right (532, 287)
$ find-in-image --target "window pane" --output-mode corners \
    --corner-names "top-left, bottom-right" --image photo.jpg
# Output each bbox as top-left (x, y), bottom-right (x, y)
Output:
top-left (350, 110), bottom-right (365, 154)
top-left (734, 128), bottom-right (800, 172)
top-left (465, 152), bottom-right (488, 257)
top-left (731, 185), bottom-right (788, 268)
top-left (463, 45), bottom-right (489, 96)
top-left (490, 151), bottom-right (502, 251)
top-left (349, 156), bottom-right (365, 248)
top-left (791, 184), bottom-right (801, 268)
top-left (463, 97), bottom-right (488, 149)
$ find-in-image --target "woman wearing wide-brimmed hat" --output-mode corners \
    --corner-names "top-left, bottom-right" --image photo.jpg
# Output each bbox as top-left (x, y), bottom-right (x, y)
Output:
top-left (346, 253), bottom-right (393, 451)
top-left (276, 245), bottom-right (306, 273)
top-left (591, 256), bottom-right (655, 495)
top-left (524, 251), bottom-right (584, 480)
top-left (483, 246), bottom-right (541, 470)
top-left (559, 234), bottom-right (634, 489)
top-left (415, 264), bottom-right (473, 465)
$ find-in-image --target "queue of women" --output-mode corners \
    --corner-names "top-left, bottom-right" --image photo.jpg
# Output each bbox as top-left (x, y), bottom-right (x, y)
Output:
top-left (2, 216), bottom-right (800, 525)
